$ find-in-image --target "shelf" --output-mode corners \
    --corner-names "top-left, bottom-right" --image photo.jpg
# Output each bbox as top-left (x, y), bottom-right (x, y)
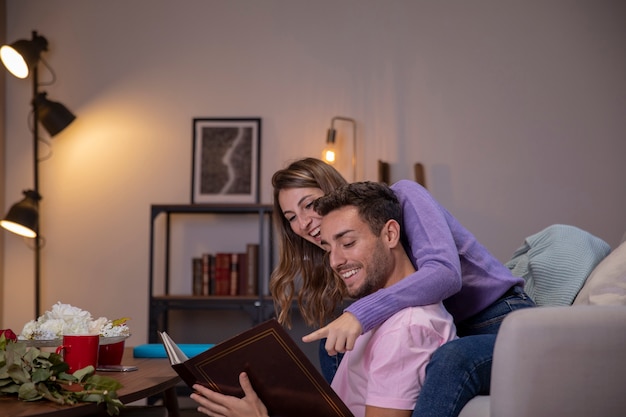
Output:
top-left (151, 203), bottom-right (273, 217)
top-left (152, 294), bottom-right (266, 304)
top-left (147, 203), bottom-right (275, 343)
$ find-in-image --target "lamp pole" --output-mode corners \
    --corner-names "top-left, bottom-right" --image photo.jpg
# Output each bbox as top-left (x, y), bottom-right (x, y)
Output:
top-left (31, 45), bottom-right (42, 319)
top-left (1, 30), bottom-right (75, 319)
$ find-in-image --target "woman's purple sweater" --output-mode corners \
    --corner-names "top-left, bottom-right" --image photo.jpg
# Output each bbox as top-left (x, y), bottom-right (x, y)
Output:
top-left (345, 180), bottom-right (523, 332)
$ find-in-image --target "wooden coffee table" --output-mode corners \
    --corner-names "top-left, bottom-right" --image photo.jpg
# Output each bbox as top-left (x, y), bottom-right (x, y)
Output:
top-left (0, 348), bottom-right (181, 417)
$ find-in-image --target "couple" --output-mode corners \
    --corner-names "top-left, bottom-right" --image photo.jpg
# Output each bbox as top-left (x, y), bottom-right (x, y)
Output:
top-left (192, 158), bottom-right (535, 417)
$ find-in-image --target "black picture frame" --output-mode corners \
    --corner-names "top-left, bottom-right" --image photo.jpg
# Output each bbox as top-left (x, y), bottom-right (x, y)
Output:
top-left (191, 118), bottom-right (261, 204)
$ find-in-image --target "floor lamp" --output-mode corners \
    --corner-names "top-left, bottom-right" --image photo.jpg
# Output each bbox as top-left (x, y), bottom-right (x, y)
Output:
top-left (0, 31), bottom-right (76, 318)
top-left (322, 116), bottom-right (357, 181)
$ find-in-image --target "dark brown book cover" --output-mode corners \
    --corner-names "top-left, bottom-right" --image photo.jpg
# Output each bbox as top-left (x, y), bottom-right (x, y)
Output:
top-left (159, 320), bottom-right (353, 417)
top-left (201, 253), bottom-right (213, 296)
top-left (229, 253), bottom-right (239, 296)
top-left (214, 252), bottom-right (231, 295)
top-left (245, 243), bottom-right (259, 296)
top-left (192, 257), bottom-right (203, 296)
top-left (237, 252), bottom-right (248, 295)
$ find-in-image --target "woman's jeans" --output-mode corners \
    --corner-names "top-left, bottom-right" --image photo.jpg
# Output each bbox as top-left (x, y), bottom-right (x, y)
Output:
top-left (319, 286), bottom-right (535, 417)
top-left (319, 343), bottom-right (344, 383)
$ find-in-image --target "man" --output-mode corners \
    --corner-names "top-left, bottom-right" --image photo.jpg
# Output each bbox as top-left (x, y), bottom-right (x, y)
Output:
top-left (316, 181), bottom-right (457, 417)
top-left (191, 181), bottom-right (457, 417)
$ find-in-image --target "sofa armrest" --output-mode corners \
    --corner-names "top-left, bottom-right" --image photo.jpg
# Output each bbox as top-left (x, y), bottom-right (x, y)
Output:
top-left (490, 306), bottom-right (626, 417)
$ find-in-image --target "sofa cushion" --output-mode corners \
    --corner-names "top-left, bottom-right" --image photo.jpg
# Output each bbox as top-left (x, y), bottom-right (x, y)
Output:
top-left (506, 224), bottom-right (610, 306)
top-left (573, 240), bottom-right (626, 305)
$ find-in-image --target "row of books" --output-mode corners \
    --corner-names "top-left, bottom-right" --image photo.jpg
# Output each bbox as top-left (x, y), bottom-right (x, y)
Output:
top-left (192, 243), bottom-right (259, 296)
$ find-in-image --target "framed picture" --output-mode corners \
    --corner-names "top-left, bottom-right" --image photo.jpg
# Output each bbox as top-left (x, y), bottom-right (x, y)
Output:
top-left (191, 118), bottom-right (261, 204)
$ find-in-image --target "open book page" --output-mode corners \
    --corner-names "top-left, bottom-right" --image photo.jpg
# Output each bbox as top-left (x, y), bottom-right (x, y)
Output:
top-left (159, 331), bottom-right (189, 365)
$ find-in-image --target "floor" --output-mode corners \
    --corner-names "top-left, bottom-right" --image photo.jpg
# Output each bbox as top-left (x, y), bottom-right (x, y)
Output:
top-left (130, 392), bottom-right (202, 417)
top-left (178, 409), bottom-right (203, 417)
top-left (177, 397), bottom-right (203, 417)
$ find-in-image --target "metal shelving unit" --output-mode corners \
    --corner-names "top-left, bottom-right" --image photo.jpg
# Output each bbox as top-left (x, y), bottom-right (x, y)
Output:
top-left (147, 204), bottom-right (275, 343)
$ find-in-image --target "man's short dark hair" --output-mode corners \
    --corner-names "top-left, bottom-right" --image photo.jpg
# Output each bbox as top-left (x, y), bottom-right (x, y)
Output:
top-left (314, 181), bottom-right (402, 236)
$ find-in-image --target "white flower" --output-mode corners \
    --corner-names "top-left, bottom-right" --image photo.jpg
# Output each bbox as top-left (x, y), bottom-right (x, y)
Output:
top-left (100, 321), bottom-right (131, 337)
top-left (20, 320), bottom-right (38, 339)
top-left (89, 317), bottom-right (109, 334)
top-left (40, 319), bottom-right (67, 337)
top-left (18, 302), bottom-right (130, 340)
top-left (49, 302), bottom-right (92, 322)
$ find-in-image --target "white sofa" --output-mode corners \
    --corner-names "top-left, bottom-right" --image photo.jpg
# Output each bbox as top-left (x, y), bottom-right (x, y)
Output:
top-left (459, 227), bottom-right (626, 417)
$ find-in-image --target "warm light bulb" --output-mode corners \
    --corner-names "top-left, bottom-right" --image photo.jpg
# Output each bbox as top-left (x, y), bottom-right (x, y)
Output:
top-left (322, 147), bottom-right (336, 164)
top-left (0, 220), bottom-right (37, 238)
top-left (0, 45), bottom-right (29, 78)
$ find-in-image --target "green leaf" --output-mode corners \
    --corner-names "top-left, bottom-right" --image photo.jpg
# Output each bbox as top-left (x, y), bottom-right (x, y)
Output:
top-left (85, 374), bottom-right (123, 391)
top-left (36, 383), bottom-right (66, 405)
top-left (0, 382), bottom-right (20, 393)
top-left (7, 364), bottom-right (31, 384)
top-left (57, 371), bottom-right (77, 383)
top-left (52, 361), bottom-right (70, 375)
top-left (0, 378), bottom-right (15, 387)
top-left (24, 346), bottom-right (42, 364)
top-left (7, 340), bottom-right (27, 359)
top-left (112, 317), bottom-right (130, 327)
top-left (33, 356), bottom-right (54, 368)
top-left (106, 398), bottom-right (124, 416)
top-left (48, 351), bottom-right (64, 363)
top-left (18, 382), bottom-right (42, 401)
top-left (0, 364), bottom-right (9, 379)
top-left (81, 393), bottom-right (104, 403)
top-left (31, 368), bottom-right (52, 384)
top-left (73, 365), bottom-right (95, 381)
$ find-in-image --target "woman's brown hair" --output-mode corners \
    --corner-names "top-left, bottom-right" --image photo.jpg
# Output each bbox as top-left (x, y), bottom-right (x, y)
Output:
top-left (270, 158), bottom-right (348, 327)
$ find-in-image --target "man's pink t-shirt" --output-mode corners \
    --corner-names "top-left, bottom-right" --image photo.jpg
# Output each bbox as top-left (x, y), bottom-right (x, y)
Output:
top-left (330, 303), bottom-right (457, 417)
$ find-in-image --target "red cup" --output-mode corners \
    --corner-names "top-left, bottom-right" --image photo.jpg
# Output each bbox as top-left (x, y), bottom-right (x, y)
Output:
top-left (98, 340), bottom-right (125, 366)
top-left (55, 334), bottom-right (100, 373)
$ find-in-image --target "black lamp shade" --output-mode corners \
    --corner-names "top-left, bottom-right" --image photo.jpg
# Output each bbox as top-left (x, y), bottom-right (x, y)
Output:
top-left (0, 190), bottom-right (41, 238)
top-left (327, 128), bottom-right (337, 144)
top-left (0, 34), bottom-right (48, 79)
top-left (33, 92), bottom-right (76, 136)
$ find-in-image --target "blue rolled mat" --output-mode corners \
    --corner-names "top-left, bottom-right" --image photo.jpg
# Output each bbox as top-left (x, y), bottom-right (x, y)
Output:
top-left (133, 343), bottom-right (214, 358)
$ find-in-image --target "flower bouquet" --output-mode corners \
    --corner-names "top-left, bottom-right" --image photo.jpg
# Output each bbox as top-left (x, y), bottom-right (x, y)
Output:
top-left (19, 302), bottom-right (130, 347)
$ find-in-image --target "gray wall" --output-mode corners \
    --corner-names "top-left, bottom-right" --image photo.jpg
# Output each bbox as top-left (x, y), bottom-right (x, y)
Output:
top-left (2, 1), bottom-right (625, 356)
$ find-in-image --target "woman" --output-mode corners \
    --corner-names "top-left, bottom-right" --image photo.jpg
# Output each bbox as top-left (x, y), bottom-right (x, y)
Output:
top-left (193, 157), bottom-right (535, 417)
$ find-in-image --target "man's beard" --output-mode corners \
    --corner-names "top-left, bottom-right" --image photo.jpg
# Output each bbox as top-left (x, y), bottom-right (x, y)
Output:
top-left (348, 239), bottom-right (393, 299)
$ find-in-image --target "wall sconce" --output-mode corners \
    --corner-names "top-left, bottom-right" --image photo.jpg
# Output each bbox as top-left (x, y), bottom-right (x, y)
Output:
top-left (1, 31), bottom-right (76, 318)
top-left (322, 116), bottom-right (357, 181)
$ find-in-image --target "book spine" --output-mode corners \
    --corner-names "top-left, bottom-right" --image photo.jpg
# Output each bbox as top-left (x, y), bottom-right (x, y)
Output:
top-left (215, 253), bottom-right (231, 295)
top-left (201, 253), bottom-right (211, 296)
top-left (229, 253), bottom-right (239, 296)
top-left (237, 252), bottom-right (248, 295)
top-left (192, 257), bottom-right (203, 296)
top-left (246, 243), bottom-right (259, 296)
top-left (208, 254), bottom-right (216, 295)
